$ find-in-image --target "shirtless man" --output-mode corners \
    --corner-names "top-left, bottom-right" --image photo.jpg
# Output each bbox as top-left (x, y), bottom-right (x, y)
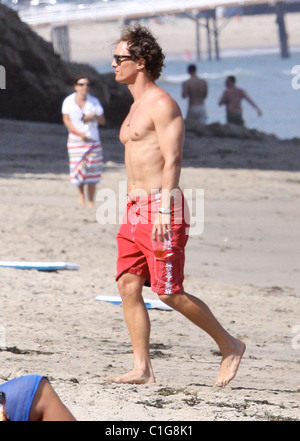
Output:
top-left (107, 24), bottom-right (245, 386)
top-left (182, 64), bottom-right (208, 124)
top-left (219, 75), bottom-right (262, 125)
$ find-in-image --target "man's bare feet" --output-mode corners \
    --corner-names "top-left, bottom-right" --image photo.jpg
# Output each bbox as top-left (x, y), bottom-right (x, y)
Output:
top-left (214, 339), bottom-right (246, 387)
top-left (105, 370), bottom-right (155, 385)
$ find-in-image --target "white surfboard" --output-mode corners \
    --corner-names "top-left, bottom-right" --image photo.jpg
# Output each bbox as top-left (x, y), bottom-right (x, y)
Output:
top-left (0, 261), bottom-right (79, 271)
top-left (95, 295), bottom-right (173, 311)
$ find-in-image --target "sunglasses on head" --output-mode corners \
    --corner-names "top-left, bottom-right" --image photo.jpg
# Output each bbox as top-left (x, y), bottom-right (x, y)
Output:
top-left (113, 55), bottom-right (132, 65)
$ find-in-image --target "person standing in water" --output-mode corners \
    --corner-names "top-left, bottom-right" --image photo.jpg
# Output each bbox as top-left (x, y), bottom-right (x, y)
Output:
top-left (218, 75), bottom-right (262, 126)
top-left (182, 64), bottom-right (208, 125)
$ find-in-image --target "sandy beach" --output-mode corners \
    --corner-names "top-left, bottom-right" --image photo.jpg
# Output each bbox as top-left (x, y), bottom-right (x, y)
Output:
top-left (0, 117), bottom-right (299, 421)
top-left (1, 5), bottom-right (300, 423)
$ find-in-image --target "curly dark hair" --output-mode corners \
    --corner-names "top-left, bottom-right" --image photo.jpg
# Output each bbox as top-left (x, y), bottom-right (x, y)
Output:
top-left (119, 23), bottom-right (165, 81)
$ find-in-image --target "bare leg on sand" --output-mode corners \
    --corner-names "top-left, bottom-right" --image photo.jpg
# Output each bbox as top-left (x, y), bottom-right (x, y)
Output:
top-left (160, 292), bottom-right (245, 387)
top-left (78, 184), bottom-right (85, 207)
top-left (87, 184), bottom-right (96, 209)
top-left (105, 273), bottom-right (155, 384)
top-left (105, 273), bottom-right (245, 386)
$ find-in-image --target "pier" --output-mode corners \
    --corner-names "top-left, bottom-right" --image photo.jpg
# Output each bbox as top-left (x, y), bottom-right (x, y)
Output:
top-left (14, 0), bottom-right (300, 61)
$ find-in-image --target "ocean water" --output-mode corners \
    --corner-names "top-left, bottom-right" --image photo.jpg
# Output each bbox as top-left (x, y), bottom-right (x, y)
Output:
top-left (95, 49), bottom-right (300, 140)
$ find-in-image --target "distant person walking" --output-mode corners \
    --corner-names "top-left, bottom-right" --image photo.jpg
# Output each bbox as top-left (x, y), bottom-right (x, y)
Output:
top-left (218, 75), bottom-right (262, 126)
top-left (182, 64), bottom-right (208, 125)
top-left (62, 75), bottom-right (106, 208)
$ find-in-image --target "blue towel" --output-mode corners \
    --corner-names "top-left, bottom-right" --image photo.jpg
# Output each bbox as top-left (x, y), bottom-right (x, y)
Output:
top-left (0, 375), bottom-right (44, 421)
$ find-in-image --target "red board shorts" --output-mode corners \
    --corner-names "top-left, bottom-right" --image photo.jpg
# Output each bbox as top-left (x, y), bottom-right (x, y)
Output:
top-left (116, 189), bottom-right (190, 295)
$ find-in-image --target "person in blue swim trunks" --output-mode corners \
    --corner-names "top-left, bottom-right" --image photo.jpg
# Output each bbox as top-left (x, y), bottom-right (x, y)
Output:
top-left (0, 375), bottom-right (76, 421)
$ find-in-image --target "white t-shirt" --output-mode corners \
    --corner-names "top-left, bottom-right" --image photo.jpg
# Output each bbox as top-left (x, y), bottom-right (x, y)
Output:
top-left (62, 92), bottom-right (104, 142)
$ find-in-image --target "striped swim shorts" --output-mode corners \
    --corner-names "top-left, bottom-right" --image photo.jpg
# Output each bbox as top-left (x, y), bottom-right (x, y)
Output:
top-left (116, 189), bottom-right (190, 295)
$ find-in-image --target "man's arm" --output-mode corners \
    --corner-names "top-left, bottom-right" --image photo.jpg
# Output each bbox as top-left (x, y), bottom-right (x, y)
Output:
top-left (242, 90), bottom-right (262, 116)
top-left (151, 95), bottom-right (184, 239)
top-left (218, 90), bottom-right (227, 106)
top-left (182, 81), bottom-right (189, 99)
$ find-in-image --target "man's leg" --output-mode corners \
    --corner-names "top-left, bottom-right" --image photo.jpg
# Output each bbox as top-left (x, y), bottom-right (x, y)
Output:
top-left (105, 272), bottom-right (155, 384)
top-left (159, 292), bottom-right (245, 387)
top-left (29, 378), bottom-right (76, 421)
